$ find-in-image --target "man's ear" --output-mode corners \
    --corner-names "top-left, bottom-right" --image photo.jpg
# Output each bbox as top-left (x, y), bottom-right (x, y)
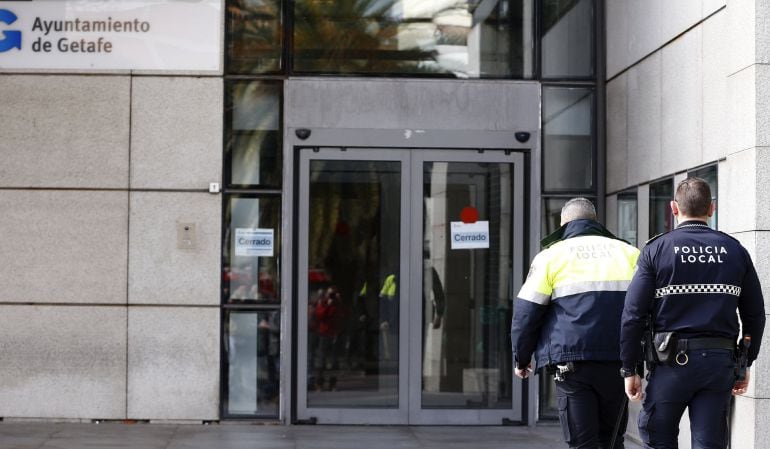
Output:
top-left (670, 200), bottom-right (680, 216)
top-left (707, 202), bottom-right (716, 217)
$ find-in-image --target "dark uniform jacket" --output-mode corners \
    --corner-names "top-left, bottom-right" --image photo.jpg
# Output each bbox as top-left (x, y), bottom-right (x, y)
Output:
top-left (511, 219), bottom-right (640, 369)
top-left (620, 220), bottom-right (766, 371)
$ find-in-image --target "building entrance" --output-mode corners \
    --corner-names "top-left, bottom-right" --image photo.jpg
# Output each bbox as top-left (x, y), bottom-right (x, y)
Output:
top-left (296, 147), bottom-right (525, 425)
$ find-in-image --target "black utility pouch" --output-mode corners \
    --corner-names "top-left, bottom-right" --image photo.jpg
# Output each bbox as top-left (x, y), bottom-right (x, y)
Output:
top-left (653, 332), bottom-right (678, 364)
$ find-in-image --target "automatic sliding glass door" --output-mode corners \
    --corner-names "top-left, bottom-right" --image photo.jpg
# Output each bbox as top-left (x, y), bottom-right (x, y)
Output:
top-left (296, 148), bottom-right (524, 425)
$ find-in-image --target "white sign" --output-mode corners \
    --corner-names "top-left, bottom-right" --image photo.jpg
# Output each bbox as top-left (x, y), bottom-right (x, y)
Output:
top-left (450, 221), bottom-right (490, 250)
top-left (235, 228), bottom-right (274, 257)
top-left (0, 0), bottom-right (221, 72)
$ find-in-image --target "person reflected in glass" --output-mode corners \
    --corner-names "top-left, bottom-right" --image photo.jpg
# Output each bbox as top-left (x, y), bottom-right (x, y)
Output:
top-left (307, 287), bottom-right (324, 390)
top-left (258, 313), bottom-right (280, 406)
top-left (379, 274), bottom-right (398, 362)
top-left (349, 280), bottom-right (371, 370)
top-left (315, 286), bottom-right (343, 391)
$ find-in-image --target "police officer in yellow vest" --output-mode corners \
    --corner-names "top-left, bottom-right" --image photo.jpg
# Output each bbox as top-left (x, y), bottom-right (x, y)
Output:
top-left (511, 198), bottom-right (640, 449)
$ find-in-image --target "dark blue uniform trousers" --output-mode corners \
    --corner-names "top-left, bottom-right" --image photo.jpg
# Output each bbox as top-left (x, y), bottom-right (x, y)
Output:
top-left (639, 349), bottom-right (736, 449)
top-left (555, 361), bottom-right (628, 449)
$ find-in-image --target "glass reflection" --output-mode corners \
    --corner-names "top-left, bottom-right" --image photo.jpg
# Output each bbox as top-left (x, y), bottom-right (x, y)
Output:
top-left (618, 191), bottom-right (638, 247)
top-left (538, 374), bottom-right (559, 418)
top-left (543, 86), bottom-right (594, 191)
top-left (293, 0), bottom-right (533, 78)
top-left (422, 162), bottom-right (513, 409)
top-left (542, 197), bottom-right (568, 236)
top-left (226, 81), bottom-right (282, 188)
top-left (541, 0), bottom-right (594, 78)
top-left (688, 165), bottom-right (718, 229)
top-left (224, 196), bottom-right (282, 304)
top-left (649, 179), bottom-right (674, 235)
top-left (306, 160), bottom-right (401, 408)
top-left (227, 0), bottom-right (283, 74)
top-left (225, 310), bottom-right (280, 416)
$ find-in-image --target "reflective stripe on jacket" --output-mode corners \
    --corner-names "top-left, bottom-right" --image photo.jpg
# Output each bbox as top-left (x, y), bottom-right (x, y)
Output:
top-left (620, 221), bottom-right (766, 369)
top-left (511, 219), bottom-right (640, 369)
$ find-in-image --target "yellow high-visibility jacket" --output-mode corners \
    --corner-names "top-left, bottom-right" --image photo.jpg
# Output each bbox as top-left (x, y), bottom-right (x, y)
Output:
top-left (511, 219), bottom-right (639, 369)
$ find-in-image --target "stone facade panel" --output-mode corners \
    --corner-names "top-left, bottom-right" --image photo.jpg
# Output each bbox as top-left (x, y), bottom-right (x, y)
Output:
top-left (127, 307), bottom-right (219, 420)
top-left (130, 77), bottom-right (223, 190)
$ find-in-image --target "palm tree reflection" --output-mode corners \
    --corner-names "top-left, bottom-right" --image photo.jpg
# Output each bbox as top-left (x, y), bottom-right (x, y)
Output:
top-left (228, 0), bottom-right (526, 77)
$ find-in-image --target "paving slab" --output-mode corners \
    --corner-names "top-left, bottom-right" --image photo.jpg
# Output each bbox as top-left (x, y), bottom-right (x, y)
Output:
top-left (0, 422), bottom-right (644, 449)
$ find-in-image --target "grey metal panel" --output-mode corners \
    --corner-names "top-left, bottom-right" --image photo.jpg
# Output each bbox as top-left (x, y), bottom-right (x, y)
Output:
top-left (285, 78), bottom-right (540, 133)
top-left (288, 128), bottom-right (534, 151)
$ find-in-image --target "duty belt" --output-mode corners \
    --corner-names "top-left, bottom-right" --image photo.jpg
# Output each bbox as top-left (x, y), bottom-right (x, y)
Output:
top-left (678, 337), bottom-right (735, 351)
top-left (674, 337), bottom-right (735, 366)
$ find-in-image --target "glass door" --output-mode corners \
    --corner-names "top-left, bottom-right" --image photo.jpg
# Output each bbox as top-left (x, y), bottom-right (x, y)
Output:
top-left (296, 148), bottom-right (411, 424)
top-left (408, 150), bottom-right (524, 424)
top-left (296, 148), bottom-right (524, 425)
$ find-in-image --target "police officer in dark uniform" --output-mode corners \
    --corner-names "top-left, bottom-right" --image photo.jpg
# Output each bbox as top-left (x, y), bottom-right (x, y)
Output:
top-left (512, 198), bottom-right (640, 449)
top-left (620, 177), bottom-right (766, 449)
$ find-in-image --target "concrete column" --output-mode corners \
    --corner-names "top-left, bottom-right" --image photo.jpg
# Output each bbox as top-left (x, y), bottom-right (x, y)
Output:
top-left (723, 1), bottom-right (770, 447)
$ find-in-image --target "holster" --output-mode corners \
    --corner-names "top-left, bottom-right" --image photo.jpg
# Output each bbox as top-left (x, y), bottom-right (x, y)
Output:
top-left (549, 362), bottom-right (576, 382)
top-left (652, 332), bottom-right (678, 365)
top-left (736, 336), bottom-right (751, 381)
top-left (643, 327), bottom-right (657, 365)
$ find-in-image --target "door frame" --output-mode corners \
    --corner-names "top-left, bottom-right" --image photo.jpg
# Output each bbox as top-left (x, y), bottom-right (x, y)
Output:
top-left (294, 145), bottom-right (528, 425)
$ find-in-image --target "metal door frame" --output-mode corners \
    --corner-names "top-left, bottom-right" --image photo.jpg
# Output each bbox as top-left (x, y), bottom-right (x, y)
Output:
top-left (296, 147), bottom-right (412, 424)
top-left (407, 149), bottom-right (525, 425)
top-left (295, 146), bottom-right (525, 425)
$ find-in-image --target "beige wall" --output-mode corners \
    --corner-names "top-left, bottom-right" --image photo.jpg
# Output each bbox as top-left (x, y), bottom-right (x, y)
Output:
top-left (606, 1), bottom-right (770, 447)
top-left (0, 75), bottom-right (223, 421)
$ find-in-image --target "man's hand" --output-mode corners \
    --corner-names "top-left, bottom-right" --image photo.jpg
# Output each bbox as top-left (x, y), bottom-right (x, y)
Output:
top-left (733, 368), bottom-right (750, 396)
top-left (514, 364), bottom-right (533, 379)
top-left (625, 375), bottom-right (643, 401)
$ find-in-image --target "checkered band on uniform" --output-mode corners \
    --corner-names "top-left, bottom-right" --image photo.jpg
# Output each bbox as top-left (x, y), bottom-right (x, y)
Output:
top-left (655, 284), bottom-right (742, 298)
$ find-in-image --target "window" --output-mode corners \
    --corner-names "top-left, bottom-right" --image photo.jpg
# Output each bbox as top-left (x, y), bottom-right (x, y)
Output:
top-left (292, 0), bottom-right (534, 78)
top-left (223, 310), bottom-right (280, 416)
top-left (225, 81), bottom-right (283, 189)
top-left (536, 0), bottom-right (597, 421)
top-left (688, 165), bottom-right (717, 229)
top-left (542, 197), bottom-right (568, 236)
top-left (617, 191), bottom-right (637, 247)
top-left (223, 196), bottom-right (282, 305)
top-left (542, 86), bottom-right (594, 191)
top-left (227, 0), bottom-right (283, 74)
top-left (541, 0), bottom-right (594, 78)
top-left (649, 178), bottom-right (674, 236)
top-left (222, 75), bottom-right (284, 419)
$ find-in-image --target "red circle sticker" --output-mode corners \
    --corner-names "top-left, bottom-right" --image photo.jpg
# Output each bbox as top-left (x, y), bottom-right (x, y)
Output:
top-left (460, 207), bottom-right (479, 224)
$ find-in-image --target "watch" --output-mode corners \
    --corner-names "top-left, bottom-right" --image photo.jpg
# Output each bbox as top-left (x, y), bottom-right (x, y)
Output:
top-left (619, 367), bottom-right (636, 378)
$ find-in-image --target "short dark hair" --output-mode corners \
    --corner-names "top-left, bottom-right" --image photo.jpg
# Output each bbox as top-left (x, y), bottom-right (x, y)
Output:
top-left (675, 177), bottom-right (712, 217)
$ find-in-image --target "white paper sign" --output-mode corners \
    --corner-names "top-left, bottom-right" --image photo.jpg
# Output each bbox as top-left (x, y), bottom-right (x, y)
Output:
top-left (235, 228), bottom-right (274, 257)
top-left (0, 0), bottom-right (221, 72)
top-left (450, 221), bottom-right (490, 250)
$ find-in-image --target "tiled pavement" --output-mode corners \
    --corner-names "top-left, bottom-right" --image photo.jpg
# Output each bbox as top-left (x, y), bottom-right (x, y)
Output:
top-left (0, 421), bottom-right (644, 449)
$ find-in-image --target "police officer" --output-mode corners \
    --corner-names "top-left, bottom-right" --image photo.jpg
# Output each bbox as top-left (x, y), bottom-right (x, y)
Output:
top-left (512, 198), bottom-right (640, 449)
top-left (620, 177), bottom-right (766, 449)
